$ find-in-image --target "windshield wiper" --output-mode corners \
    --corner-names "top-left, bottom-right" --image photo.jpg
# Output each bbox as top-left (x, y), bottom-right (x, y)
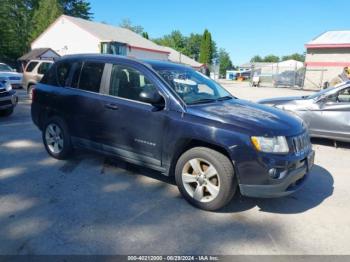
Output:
top-left (188, 98), bottom-right (217, 105)
top-left (217, 96), bottom-right (233, 101)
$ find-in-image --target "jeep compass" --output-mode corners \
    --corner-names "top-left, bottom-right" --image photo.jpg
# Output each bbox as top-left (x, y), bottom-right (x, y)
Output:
top-left (31, 55), bottom-right (315, 211)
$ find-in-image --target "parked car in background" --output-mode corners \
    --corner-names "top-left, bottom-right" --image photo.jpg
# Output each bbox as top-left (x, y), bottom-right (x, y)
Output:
top-left (259, 81), bottom-right (350, 143)
top-left (32, 55), bottom-right (315, 211)
top-left (0, 63), bottom-right (23, 89)
top-left (0, 79), bottom-right (18, 116)
top-left (23, 60), bottom-right (54, 99)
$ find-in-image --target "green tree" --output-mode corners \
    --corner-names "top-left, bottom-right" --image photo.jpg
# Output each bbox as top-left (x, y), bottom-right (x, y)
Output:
top-left (59, 0), bottom-right (92, 20)
top-left (153, 30), bottom-right (186, 53)
top-left (119, 18), bottom-right (144, 34)
top-left (142, 32), bottom-right (149, 39)
top-left (218, 48), bottom-right (233, 76)
top-left (183, 33), bottom-right (202, 60)
top-left (0, 0), bottom-right (32, 64)
top-left (250, 55), bottom-right (263, 62)
top-left (30, 0), bottom-right (62, 41)
top-left (199, 29), bottom-right (213, 65)
top-left (263, 54), bottom-right (280, 63)
top-left (281, 52), bottom-right (305, 62)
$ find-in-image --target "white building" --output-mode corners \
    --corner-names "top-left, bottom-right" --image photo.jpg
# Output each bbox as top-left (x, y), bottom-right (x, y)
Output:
top-left (305, 30), bottom-right (350, 89)
top-left (31, 15), bottom-right (170, 61)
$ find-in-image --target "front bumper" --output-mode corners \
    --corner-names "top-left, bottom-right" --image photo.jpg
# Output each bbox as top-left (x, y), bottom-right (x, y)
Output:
top-left (239, 150), bottom-right (315, 198)
top-left (0, 91), bottom-right (18, 110)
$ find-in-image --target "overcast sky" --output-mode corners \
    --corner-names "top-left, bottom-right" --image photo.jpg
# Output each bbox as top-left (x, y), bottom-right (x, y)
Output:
top-left (89, 0), bottom-right (347, 65)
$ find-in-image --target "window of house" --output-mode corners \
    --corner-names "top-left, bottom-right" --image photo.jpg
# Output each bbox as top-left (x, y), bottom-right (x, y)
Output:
top-left (78, 62), bottom-right (105, 93)
top-left (109, 64), bottom-right (156, 102)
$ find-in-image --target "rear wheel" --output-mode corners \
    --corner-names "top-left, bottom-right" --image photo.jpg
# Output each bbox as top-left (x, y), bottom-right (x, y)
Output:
top-left (175, 147), bottom-right (237, 211)
top-left (43, 117), bottom-right (72, 160)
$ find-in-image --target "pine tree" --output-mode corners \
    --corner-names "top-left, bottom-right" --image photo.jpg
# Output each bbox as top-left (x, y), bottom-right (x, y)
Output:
top-left (142, 32), bottom-right (149, 39)
top-left (199, 29), bottom-right (213, 65)
top-left (59, 0), bottom-right (92, 20)
top-left (30, 0), bottom-right (62, 42)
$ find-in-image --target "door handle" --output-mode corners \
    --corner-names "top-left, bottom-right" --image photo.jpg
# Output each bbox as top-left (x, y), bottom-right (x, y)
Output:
top-left (105, 103), bottom-right (119, 110)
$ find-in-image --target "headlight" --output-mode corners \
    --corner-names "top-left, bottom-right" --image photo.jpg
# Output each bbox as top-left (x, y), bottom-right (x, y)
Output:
top-left (251, 136), bottom-right (289, 154)
top-left (5, 81), bottom-right (12, 91)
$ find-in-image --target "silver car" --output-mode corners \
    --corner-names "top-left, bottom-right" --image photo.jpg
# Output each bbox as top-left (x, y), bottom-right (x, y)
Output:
top-left (259, 82), bottom-right (350, 143)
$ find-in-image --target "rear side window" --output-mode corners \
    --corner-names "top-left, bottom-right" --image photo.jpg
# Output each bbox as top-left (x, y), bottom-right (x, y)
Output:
top-left (37, 62), bottom-right (52, 75)
top-left (25, 62), bottom-right (38, 72)
top-left (69, 62), bottom-right (83, 88)
top-left (56, 62), bottom-right (72, 87)
top-left (78, 62), bottom-right (104, 93)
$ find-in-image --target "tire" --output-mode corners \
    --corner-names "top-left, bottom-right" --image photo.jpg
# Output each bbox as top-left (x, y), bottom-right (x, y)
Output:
top-left (42, 116), bottom-right (73, 160)
top-left (175, 147), bottom-right (237, 211)
top-left (0, 107), bottom-right (14, 117)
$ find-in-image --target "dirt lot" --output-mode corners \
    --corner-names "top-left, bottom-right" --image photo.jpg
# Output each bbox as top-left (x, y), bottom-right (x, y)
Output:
top-left (0, 86), bottom-right (349, 255)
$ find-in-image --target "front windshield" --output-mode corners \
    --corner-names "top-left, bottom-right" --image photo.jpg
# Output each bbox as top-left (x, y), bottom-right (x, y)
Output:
top-left (0, 64), bottom-right (13, 72)
top-left (155, 68), bottom-right (232, 105)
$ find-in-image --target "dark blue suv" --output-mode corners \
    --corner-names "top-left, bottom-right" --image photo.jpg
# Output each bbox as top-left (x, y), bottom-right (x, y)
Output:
top-left (31, 54), bottom-right (315, 211)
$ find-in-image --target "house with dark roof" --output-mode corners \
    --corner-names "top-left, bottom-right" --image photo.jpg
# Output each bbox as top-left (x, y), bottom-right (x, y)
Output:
top-left (31, 15), bottom-right (170, 61)
top-left (18, 48), bottom-right (60, 70)
top-left (305, 30), bottom-right (350, 89)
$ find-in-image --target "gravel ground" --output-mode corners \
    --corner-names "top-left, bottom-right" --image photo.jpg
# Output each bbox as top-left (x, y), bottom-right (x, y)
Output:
top-left (0, 87), bottom-right (349, 255)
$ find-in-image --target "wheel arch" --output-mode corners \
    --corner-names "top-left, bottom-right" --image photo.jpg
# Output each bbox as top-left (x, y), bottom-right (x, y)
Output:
top-left (167, 138), bottom-right (233, 177)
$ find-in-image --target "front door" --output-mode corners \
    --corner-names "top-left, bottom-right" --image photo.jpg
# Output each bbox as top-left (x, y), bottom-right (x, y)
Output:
top-left (318, 87), bottom-right (350, 140)
top-left (99, 63), bottom-right (166, 167)
top-left (303, 86), bottom-right (350, 139)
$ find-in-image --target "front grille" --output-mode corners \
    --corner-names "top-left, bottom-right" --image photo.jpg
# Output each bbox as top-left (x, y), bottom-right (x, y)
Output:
top-left (291, 132), bottom-right (311, 154)
top-left (0, 88), bottom-right (6, 93)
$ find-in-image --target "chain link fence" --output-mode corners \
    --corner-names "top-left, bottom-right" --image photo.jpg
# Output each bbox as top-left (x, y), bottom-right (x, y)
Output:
top-left (249, 64), bottom-right (305, 88)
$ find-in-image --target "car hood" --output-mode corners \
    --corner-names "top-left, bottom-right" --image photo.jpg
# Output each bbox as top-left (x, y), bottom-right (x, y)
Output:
top-left (0, 72), bottom-right (23, 78)
top-left (258, 96), bottom-right (308, 105)
top-left (186, 99), bottom-right (305, 137)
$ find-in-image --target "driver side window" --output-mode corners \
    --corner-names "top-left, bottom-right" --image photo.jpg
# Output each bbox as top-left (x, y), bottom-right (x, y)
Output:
top-left (109, 64), bottom-right (156, 102)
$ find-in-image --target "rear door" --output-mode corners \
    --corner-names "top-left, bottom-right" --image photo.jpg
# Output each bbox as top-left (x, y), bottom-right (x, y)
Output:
top-left (63, 60), bottom-right (108, 146)
top-left (98, 62), bottom-right (167, 167)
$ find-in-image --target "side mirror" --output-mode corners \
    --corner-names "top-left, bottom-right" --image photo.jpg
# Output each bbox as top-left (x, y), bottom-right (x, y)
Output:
top-left (12, 68), bottom-right (17, 72)
top-left (139, 89), bottom-right (165, 108)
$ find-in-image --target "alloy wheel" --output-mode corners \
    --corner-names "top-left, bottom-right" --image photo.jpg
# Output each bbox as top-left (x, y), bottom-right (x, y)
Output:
top-left (182, 158), bottom-right (220, 203)
top-left (45, 123), bottom-right (64, 154)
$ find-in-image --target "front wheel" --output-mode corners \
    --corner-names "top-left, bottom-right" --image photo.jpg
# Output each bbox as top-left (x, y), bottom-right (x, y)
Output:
top-left (175, 147), bottom-right (237, 211)
top-left (0, 107), bottom-right (14, 117)
top-left (43, 116), bottom-right (73, 160)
